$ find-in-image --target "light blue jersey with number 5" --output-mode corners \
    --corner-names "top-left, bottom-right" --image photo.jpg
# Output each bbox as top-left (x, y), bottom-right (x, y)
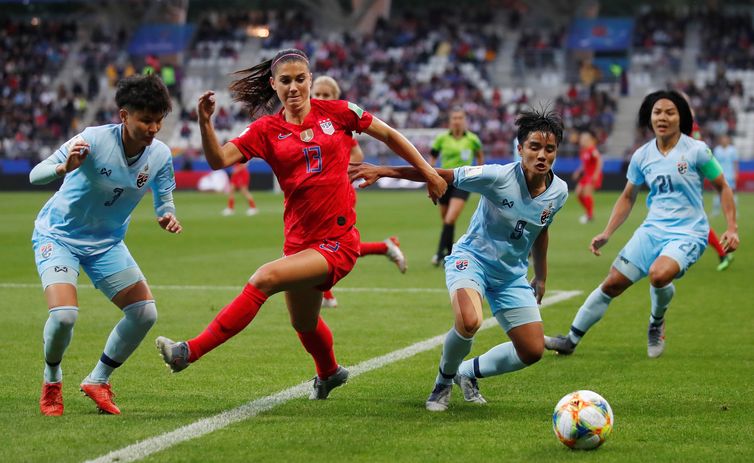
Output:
top-left (627, 134), bottom-right (711, 241)
top-left (34, 124), bottom-right (176, 255)
top-left (451, 162), bottom-right (568, 281)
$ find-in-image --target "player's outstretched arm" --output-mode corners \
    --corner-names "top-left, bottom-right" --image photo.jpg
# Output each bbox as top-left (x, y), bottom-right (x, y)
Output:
top-left (197, 91), bottom-right (244, 169)
top-left (590, 182), bottom-right (639, 256)
top-left (710, 174), bottom-right (739, 252)
top-left (363, 117), bottom-right (446, 202)
top-left (348, 162), bottom-right (454, 188)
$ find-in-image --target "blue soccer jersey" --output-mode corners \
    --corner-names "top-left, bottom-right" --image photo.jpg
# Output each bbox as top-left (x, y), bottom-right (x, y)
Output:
top-left (627, 134), bottom-right (712, 241)
top-left (34, 124), bottom-right (176, 255)
top-left (451, 162), bottom-right (569, 281)
top-left (713, 144), bottom-right (738, 187)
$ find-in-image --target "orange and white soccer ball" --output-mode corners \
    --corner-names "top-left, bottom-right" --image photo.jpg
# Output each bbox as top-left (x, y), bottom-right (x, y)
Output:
top-left (552, 390), bottom-right (614, 450)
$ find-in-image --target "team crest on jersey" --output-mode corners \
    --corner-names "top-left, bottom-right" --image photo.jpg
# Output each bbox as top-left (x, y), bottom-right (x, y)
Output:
top-left (300, 128), bottom-right (314, 142)
top-left (40, 243), bottom-right (53, 260)
top-left (136, 165), bottom-right (150, 188)
top-left (677, 159), bottom-right (688, 175)
top-left (540, 202), bottom-right (554, 224)
top-left (319, 119), bottom-right (334, 135)
top-left (455, 259), bottom-right (468, 271)
top-left (319, 240), bottom-right (340, 253)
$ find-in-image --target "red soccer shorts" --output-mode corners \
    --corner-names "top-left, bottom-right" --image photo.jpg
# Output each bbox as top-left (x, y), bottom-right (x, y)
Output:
top-left (283, 227), bottom-right (361, 291)
top-left (579, 173), bottom-right (603, 189)
top-left (230, 168), bottom-right (250, 188)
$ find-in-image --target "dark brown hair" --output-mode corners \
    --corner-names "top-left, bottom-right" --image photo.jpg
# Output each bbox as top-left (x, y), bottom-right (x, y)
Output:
top-left (229, 48), bottom-right (309, 117)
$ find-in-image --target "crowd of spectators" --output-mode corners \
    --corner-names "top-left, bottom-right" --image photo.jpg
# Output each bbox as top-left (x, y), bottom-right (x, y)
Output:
top-left (630, 7), bottom-right (687, 74)
top-left (671, 72), bottom-right (744, 141)
top-left (0, 19), bottom-right (79, 159)
top-left (698, 11), bottom-right (754, 70)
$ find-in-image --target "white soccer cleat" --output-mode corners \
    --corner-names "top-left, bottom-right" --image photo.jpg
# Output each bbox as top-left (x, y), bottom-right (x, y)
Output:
top-left (321, 295), bottom-right (338, 309)
top-left (384, 236), bottom-right (407, 273)
top-left (245, 208), bottom-right (258, 216)
top-left (578, 214), bottom-right (591, 224)
top-left (453, 374), bottom-right (487, 404)
top-left (425, 382), bottom-right (452, 412)
top-left (222, 208), bottom-right (235, 216)
top-left (544, 335), bottom-right (577, 355)
top-left (647, 321), bottom-right (666, 358)
top-left (156, 336), bottom-right (191, 372)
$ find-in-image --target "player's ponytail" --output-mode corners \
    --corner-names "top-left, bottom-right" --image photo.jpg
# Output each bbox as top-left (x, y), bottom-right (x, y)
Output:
top-left (230, 49), bottom-right (310, 118)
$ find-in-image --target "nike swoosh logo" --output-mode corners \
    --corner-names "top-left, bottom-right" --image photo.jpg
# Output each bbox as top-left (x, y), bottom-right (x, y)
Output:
top-left (277, 133), bottom-right (292, 140)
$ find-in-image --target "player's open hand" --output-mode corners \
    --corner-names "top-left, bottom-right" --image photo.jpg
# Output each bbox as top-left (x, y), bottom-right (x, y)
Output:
top-left (64, 138), bottom-right (90, 173)
top-left (720, 229), bottom-right (739, 253)
top-left (530, 278), bottom-right (546, 305)
top-left (348, 162), bottom-right (381, 188)
top-left (589, 232), bottom-right (610, 256)
top-left (197, 91), bottom-right (216, 122)
top-left (426, 171), bottom-right (447, 204)
top-left (158, 213), bottom-right (182, 234)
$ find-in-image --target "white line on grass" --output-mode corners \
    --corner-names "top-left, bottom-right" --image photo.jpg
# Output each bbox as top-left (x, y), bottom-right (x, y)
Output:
top-left (84, 290), bottom-right (581, 463)
top-left (0, 282), bottom-right (447, 293)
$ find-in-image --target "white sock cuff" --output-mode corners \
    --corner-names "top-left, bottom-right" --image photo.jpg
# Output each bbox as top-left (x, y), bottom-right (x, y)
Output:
top-left (451, 326), bottom-right (474, 342)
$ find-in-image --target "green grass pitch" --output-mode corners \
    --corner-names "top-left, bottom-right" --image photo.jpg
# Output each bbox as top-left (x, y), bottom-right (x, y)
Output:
top-left (0, 190), bottom-right (752, 462)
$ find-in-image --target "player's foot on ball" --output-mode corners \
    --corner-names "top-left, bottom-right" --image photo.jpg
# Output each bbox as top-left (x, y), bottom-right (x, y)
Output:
top-left (40, 382), bottom-right (64, 416)
top-left (80, 380), bottom-right (120, 415)
top-left (310, 366), bottom-right (349, 400)
top-left (425, 382), bottom-right (452, 412)
top-left (385, 236), bottom-right (407, 273)
top-left (156, 336), bottom-right (191, 372)
top-left (544, 335), bottom-right (577, 355)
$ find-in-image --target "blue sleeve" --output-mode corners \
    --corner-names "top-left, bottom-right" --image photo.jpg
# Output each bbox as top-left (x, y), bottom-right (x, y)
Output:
top-left (453, 164), bottom-right (501, 195)
top-left (151, 153), bottom-right (177, 216)
top-left (626, 151), bottom-right (644, 185)
top-left (30, 131), bottom-right (92, 184)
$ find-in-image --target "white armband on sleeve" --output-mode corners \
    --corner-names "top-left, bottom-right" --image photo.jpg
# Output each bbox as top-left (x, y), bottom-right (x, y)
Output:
top-left (29, 157), bottom-right (63, 185)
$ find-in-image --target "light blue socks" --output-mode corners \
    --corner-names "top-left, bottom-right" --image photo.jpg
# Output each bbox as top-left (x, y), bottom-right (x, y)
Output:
top-left (435, 327), bottom-right (473, 385)
top-left (87, 300), bottom-right (157, 383)
top-left (43, 306), bottom-right (79, 383)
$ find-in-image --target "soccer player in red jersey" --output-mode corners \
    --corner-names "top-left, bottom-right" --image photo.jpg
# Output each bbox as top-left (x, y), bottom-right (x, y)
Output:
top-left (312, 76), bottom-right (406, 309)
top-left (222, 162), bottom-right (258, 216)
top-left (156, 49), bottom-right (446, 399)
top-left (573, 129), bottom-right (603, 224)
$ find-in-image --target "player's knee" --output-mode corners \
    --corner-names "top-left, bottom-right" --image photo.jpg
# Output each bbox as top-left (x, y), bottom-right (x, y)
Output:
top-left (517, 343), bottom-right (544, 365)
top-left (601, 277), bottom-right (628, 298)
top-left (456, 314), bottom-right (481, 337)
top-left (123, 300), bottom-right (158, 330)
top-left (249, 265), bottom-right (281, 293)
top-left (49, 307), bottom-right (79, 329)
top-left (648, 268), bottom-right (673, 287)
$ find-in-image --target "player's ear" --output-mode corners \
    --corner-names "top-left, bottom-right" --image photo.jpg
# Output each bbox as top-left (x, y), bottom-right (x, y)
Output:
top-left (119, 108), bottom-right (129, 124)
top-left (269, 76), bottom-right (276, 91)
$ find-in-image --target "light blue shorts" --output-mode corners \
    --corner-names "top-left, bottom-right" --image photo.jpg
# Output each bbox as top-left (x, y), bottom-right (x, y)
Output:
top-left (32, 231), bottom-right (144, 299)
top-left (614, 225), bottom-right (706, 282)
top-left (444, 252), bottom-right (541, 331)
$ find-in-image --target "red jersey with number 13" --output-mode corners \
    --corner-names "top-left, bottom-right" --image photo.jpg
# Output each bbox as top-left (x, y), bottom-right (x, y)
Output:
top-left (230, 99), bottom-right (373, 247)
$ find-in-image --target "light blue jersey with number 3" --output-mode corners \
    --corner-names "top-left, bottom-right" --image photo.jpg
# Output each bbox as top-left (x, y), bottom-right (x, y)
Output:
top-left (34, 124), bottom-right (176, 255)
top-left (451, 162), bottom-right (568, 281)
top-left (627, 134), bottom-right (711, 241)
